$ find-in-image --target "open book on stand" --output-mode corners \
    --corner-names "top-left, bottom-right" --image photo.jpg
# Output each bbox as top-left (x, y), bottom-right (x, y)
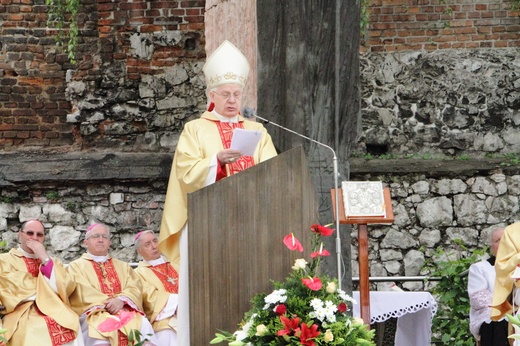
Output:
top-left (341, 181), bottom-right (386, 218)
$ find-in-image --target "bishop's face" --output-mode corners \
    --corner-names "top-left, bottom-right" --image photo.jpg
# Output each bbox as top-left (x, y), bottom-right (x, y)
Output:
top-left (209, 84), bottom-right (243, 118)
top-left (137, 232), bottom-right (161, 262)
top-left (84, 225), bottom-right (111, 256)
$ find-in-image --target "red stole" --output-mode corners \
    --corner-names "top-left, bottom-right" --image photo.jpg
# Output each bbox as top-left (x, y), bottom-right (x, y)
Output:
top-left (22, 257), bottom-right (76, 346)
top-left (149, 262), bottom-right (179, 293)
top-left (91, 259), bottom-right (122, 297)
top-left (215, 121), bottom-right (255, 177)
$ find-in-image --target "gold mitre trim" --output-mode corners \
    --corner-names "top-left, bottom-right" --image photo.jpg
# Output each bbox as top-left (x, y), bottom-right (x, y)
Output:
top-left (203, 40), bottom-right (250, 89)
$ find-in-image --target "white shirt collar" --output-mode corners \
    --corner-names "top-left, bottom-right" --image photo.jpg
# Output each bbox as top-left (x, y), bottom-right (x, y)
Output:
top-left (87, 252), bottom-right (110, 263)
top-left (146, 255), bottom-right (166, 266)
top-left (212, 110), bottom-right (238, 123)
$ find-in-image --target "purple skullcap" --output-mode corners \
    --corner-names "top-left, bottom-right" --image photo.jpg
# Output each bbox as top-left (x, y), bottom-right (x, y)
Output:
top-left (86, 223), bottom-right (102, 235)
top-left (134, 230), bottom-right (154, 245)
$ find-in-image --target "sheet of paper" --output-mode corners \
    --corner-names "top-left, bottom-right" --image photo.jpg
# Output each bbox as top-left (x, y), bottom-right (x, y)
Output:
top-left (230, 128), bottom-right (262, 156)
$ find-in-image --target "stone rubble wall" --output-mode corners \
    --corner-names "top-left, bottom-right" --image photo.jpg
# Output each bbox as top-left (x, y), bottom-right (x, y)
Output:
top-left (357, 48), bottom-right (520, 158)
top-left (349, 167), bottom-right (520, 291)
top-left (2, 158), bottom-right (519, 286)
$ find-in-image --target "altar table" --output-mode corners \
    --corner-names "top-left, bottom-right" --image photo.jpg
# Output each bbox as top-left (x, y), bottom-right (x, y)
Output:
top-left (352, 291), bottom-right (438, 346)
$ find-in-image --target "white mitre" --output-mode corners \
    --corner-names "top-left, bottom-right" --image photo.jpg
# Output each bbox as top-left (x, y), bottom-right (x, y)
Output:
top-left (203, 40), bottom-right (250, 89)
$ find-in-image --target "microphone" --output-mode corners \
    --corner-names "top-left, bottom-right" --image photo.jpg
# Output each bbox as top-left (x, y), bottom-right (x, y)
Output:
top-left (245, 109), bottom-right (345, 290)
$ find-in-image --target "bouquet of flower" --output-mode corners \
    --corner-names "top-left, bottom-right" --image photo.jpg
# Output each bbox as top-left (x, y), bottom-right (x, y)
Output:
top-left (211, 224), bottom-right (375, 346)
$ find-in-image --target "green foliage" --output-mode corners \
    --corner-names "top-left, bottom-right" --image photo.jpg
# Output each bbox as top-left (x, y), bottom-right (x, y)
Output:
top-left (360, 0), bottom-right (370, 36)
top-left (45, 0), bottom-right (79, 63)
top-left (211, 225), bottom-right (375, 345)
top-left (422, 241), bottom-right (487, 345)
top-left (500, 153), bottom-right (520, 166)
top-left (0, 240), bottom-right (7, 253)
top-left (45, 191), bottom-right (61, 201)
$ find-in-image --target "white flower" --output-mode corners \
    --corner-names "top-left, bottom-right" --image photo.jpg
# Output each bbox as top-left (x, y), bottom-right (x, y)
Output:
top-left (292, 258), bottom-right (307, 270)
top-left (337, 289), bottom-right (357, 304)
top-left (255, 324), bottom-right (268, 336)
top-left (324, 329), bottom-right (334, 342)
top-left (353, 317), bottom-right (365, 325)
top-left (326, 281), bottom-right (336, 293)
top-left (263, 289), bottom-right (287, 309)
top-left (309, 299), bottom-right (337, 323)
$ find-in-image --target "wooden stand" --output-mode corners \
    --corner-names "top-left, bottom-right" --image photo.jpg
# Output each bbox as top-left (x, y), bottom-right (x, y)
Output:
top-left (331, 187), bottom-right (394, 327)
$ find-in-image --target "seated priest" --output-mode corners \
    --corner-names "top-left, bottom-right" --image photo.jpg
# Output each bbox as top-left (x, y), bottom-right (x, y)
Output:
top-left (67, 223), bottom-right (157, 346)
top-left (0, 219), bottom-right (83, 345)
top-left (134, 230), bottom-right (179, 346)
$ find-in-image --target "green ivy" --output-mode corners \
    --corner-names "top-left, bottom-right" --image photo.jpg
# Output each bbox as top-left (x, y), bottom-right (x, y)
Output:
top-left (45, 0), bottom-right (79, 63)
top-left (422, 240), bottom-right (487, 345)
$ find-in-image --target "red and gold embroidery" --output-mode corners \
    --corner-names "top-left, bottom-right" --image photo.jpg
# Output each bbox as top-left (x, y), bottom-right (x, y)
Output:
top-left (22, 257), bottom-right (41, 277)
top-left (36, 306), bottom-right (76, 346)
top-left (215, 121), bottom-right (255, 176)
top-left (117, 330), bottom-right (129, 346)
top-left (91, 259), bottom-right (122, 296)
top-left (150, 263), bottom-right (179, 293)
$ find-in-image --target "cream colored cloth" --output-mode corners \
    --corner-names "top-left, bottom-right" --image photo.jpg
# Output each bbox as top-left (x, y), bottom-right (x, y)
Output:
top-left (492, 221), bottom-right (520, 320)
top-left (68, 253), bottom-right (155, 345)
top-left (0, 248), bottom-right (83, 346)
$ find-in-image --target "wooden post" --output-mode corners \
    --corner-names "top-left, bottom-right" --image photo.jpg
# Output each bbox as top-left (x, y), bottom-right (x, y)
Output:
top-left (358, 223), bottom-right (371, 325)
top-left (330, 187), bottom-right (394, 329)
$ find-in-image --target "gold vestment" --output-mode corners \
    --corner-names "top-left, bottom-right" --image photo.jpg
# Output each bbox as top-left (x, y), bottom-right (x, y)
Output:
top-left (0, 249), bottom-right (79, 345)
top-left (68, 254), bottom-right (145, 345)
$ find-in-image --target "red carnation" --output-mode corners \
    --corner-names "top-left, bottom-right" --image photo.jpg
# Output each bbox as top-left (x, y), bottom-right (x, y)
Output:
top-left (274, 304), bottom-right (287, 315)
top-left (338, 302), bottom-right (347, 313)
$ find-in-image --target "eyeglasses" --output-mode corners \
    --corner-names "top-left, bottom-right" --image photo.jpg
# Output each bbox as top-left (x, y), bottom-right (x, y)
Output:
top-left (213, 91), bottom-right (242, 101)
top-left (22, 231), bottom-right (45, 238)
top-left (87, 234), bottom-right (110, 240)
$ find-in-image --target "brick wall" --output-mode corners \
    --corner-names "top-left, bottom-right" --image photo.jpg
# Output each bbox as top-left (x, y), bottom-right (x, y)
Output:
top-left (0, 0), bottom-right (205, 150)
top-left (362, 0), bottom-right (520, 52)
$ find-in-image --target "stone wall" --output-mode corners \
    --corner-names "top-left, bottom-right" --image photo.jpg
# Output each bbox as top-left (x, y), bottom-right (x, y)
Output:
top-left (363, 0), bottom-right (520, 52)
top-left (357, 48), bottom-right (520, 158)
top-left (1, 154), bottom-right (519, 281)
top-left (0, 0), bottom-right (206, 150)
top-left (349, 158), bottom-right (520, 290)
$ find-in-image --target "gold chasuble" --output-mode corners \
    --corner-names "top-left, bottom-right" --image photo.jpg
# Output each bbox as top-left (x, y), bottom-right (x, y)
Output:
top-left (492, 221), bottom-right (520, 320)
top-left (0, 249), bottom-right (79, 345)
top-left (158, 111), bottom-right (277, 263)
top-left (68, 254), bottom-right (145, 345)
top-left (134, 258), bottom-right (179, 332)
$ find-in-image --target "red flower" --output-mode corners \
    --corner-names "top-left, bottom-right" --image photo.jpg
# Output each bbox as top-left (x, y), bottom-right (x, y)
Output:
top-left (338, 302), bottom-right (347, 313)
top-left (277, 315), bottom-right (301, 336)
top-left (310, 224), bottom-right (334, 237)
top-left (310, 249), bottom-right (330, 258)
top-left (310, 243), bottom-right (330, 258)
top-left (302, 277), bottom-right (322, 291)
top-left (97, 310), bottom-right (135, 332)
top-left (299, 322), bottom-right (320, 346)
top-left (274, 304), bottom-right (287, 315)
top-left (283, 233), bottom-right (303, 252)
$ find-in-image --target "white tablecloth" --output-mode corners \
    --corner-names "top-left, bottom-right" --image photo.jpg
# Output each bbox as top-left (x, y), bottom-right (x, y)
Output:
top-left (352, 291), bottom-right (437, 346)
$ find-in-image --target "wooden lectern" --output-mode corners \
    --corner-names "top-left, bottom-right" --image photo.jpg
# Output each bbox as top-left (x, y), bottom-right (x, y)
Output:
top-left (188, 146), bottom-right (319, 345)
top-left (331, 186), bottom-right (394, 326)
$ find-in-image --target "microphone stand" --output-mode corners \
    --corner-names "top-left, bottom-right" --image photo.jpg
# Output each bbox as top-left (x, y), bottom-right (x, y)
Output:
top-left (255, 115), bottom-right (344, 290)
